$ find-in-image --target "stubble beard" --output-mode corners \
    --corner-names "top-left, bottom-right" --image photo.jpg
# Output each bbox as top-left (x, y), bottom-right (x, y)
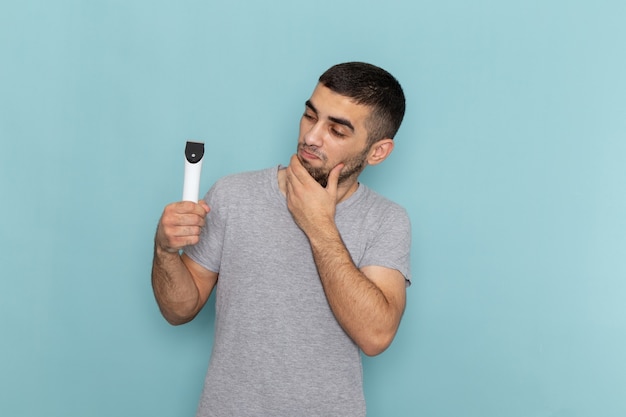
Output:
top-left (297, 144), bottom-right (369, 188)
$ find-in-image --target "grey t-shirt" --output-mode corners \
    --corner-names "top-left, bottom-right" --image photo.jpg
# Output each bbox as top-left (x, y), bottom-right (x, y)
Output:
top-left (184, 166), bottom-right (411, 417)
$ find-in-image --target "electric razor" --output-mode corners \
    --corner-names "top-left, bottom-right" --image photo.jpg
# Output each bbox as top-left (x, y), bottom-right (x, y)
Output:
top-left (182, 141), bottom-right (205, 202)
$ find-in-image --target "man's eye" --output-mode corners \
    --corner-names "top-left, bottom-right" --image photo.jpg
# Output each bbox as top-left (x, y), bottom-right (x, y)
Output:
top-left (331, 128), bottom-right (346, 138)
top-left (303, 113), bottom-right (316, 120)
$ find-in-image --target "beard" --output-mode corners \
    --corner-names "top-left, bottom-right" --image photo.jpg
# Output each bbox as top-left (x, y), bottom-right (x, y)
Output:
top-left (297, 144), bottom-right (369, 188)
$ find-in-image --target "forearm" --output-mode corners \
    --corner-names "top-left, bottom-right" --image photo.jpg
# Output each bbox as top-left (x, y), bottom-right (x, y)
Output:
top-left (308, 224), bottom-right (401, 356)
top-left (151, 246), bottom-right (202, 325)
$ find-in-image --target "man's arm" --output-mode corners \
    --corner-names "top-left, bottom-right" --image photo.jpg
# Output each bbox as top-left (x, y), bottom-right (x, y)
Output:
top-left (285, 156), bottom-right (407, 356)
top-left (307, 224), bottom-right (406, 356)
top-left (152, 201), bottom-right (218, 325)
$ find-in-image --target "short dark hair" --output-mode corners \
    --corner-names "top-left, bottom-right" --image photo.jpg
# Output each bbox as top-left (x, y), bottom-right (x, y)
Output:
top-left (319, 62), bottom-right (406, 144)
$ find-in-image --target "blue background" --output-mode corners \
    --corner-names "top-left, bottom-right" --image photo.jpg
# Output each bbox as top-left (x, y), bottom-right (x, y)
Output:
top-left (1, 1), bottom-right (625, 416)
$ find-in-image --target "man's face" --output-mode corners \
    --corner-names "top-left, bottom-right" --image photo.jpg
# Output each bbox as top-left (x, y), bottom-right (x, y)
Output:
top-left (297, 84), bottom-right (373, 187)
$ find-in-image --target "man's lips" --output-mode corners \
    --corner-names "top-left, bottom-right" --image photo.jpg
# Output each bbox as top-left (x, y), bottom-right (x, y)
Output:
top-left (299, 147), bottom-right (320, 161)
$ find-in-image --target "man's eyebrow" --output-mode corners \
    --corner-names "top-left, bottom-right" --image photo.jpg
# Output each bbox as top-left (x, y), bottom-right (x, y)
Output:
top-left (305, 100), bottom-right (355, 133)
top-left (329, 116), bottom-right (355, 133)
top-left (305, 100), bottom-right (317, 113)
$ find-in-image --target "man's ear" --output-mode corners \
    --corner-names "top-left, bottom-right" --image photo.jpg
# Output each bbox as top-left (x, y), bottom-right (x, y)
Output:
top-left (367, 138), bottom-right (394, 166)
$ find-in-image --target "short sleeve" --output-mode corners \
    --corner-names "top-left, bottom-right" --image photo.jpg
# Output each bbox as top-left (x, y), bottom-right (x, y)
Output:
top-left (360, 205), bottom-right (412, 285)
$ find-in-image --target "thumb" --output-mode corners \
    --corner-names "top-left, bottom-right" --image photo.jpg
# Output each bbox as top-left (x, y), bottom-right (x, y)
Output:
top-left (326, 163), bottom-right (344, 194)
top-left (199, 200), bottom-right (210, 213)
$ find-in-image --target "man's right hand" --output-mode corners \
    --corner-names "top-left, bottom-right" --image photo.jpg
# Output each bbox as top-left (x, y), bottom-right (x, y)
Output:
top-left (155, 200), bottom-right (210, 253)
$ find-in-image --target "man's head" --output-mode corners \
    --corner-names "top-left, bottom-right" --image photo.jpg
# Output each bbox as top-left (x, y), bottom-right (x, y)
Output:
top-left (297, 62), bottom-right (405, 187)
top-left (318, 62), bottom-right (405, 146)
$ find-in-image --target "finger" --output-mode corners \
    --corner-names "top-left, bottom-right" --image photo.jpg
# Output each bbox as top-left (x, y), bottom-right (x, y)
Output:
top-left (288, 154), bottom-right (310, 184)
top-left (158, 221), bottom-right (204, 249)
top-left (165, 235), bottom-right (200, 251)
top-left (326, 163), bottom-right (344, 194)
top-left (157, 203), bottom-right (207, 252)
top-left (198, 200), bottom-right (210, 214)
top-left (289, 153), bottom-right (302, 168)
top-left (173, 213), bottom-right (206, 227)
top-left (161, 208), bottom-right (207, 232)
top-left (165, 202), bottom-right (209, 226)
top-left (170, 225), bottom-right (203, 238)
top-left (177, 201), bottom-right (209, 217)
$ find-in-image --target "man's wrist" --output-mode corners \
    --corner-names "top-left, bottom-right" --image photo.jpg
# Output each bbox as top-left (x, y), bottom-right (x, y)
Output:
top-left (155, 242), bottom-right (182, 257)
top-left (306, 220), bottom-right (341, 248)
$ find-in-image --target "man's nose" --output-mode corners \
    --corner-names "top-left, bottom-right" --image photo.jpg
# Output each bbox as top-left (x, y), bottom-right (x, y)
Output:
top-left (303, 122), bottom-right (324, 147)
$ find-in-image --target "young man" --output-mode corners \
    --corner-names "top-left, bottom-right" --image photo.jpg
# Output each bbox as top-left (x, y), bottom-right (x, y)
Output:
top-left (152, 62), bottom-right (411, 417)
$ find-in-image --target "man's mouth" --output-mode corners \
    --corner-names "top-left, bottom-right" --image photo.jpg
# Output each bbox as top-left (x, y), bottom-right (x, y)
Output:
top-left (298, 145), bottom-right (323, 162)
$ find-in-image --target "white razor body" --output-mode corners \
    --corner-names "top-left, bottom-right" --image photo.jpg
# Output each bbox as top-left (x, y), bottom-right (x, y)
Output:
top-left (182, 141), bottom-right (204, 202)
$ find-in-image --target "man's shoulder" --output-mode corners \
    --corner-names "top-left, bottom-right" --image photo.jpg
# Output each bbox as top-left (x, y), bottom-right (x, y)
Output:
top-left (206, 166), bottom-right (277, 204)
top-left (210, 166), bottom-right (276, 194)
top-left (358, 184), bottom-right (409, 217)
top-left (215, 166), bottom-right (275, 185)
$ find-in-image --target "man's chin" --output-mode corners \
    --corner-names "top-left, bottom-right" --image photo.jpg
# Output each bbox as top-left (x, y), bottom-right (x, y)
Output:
top-left (304, 166), bottom-right (330, 187)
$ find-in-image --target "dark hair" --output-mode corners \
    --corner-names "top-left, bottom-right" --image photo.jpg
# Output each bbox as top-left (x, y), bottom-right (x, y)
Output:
top-left (319, 62), bottom-right (406, 144)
